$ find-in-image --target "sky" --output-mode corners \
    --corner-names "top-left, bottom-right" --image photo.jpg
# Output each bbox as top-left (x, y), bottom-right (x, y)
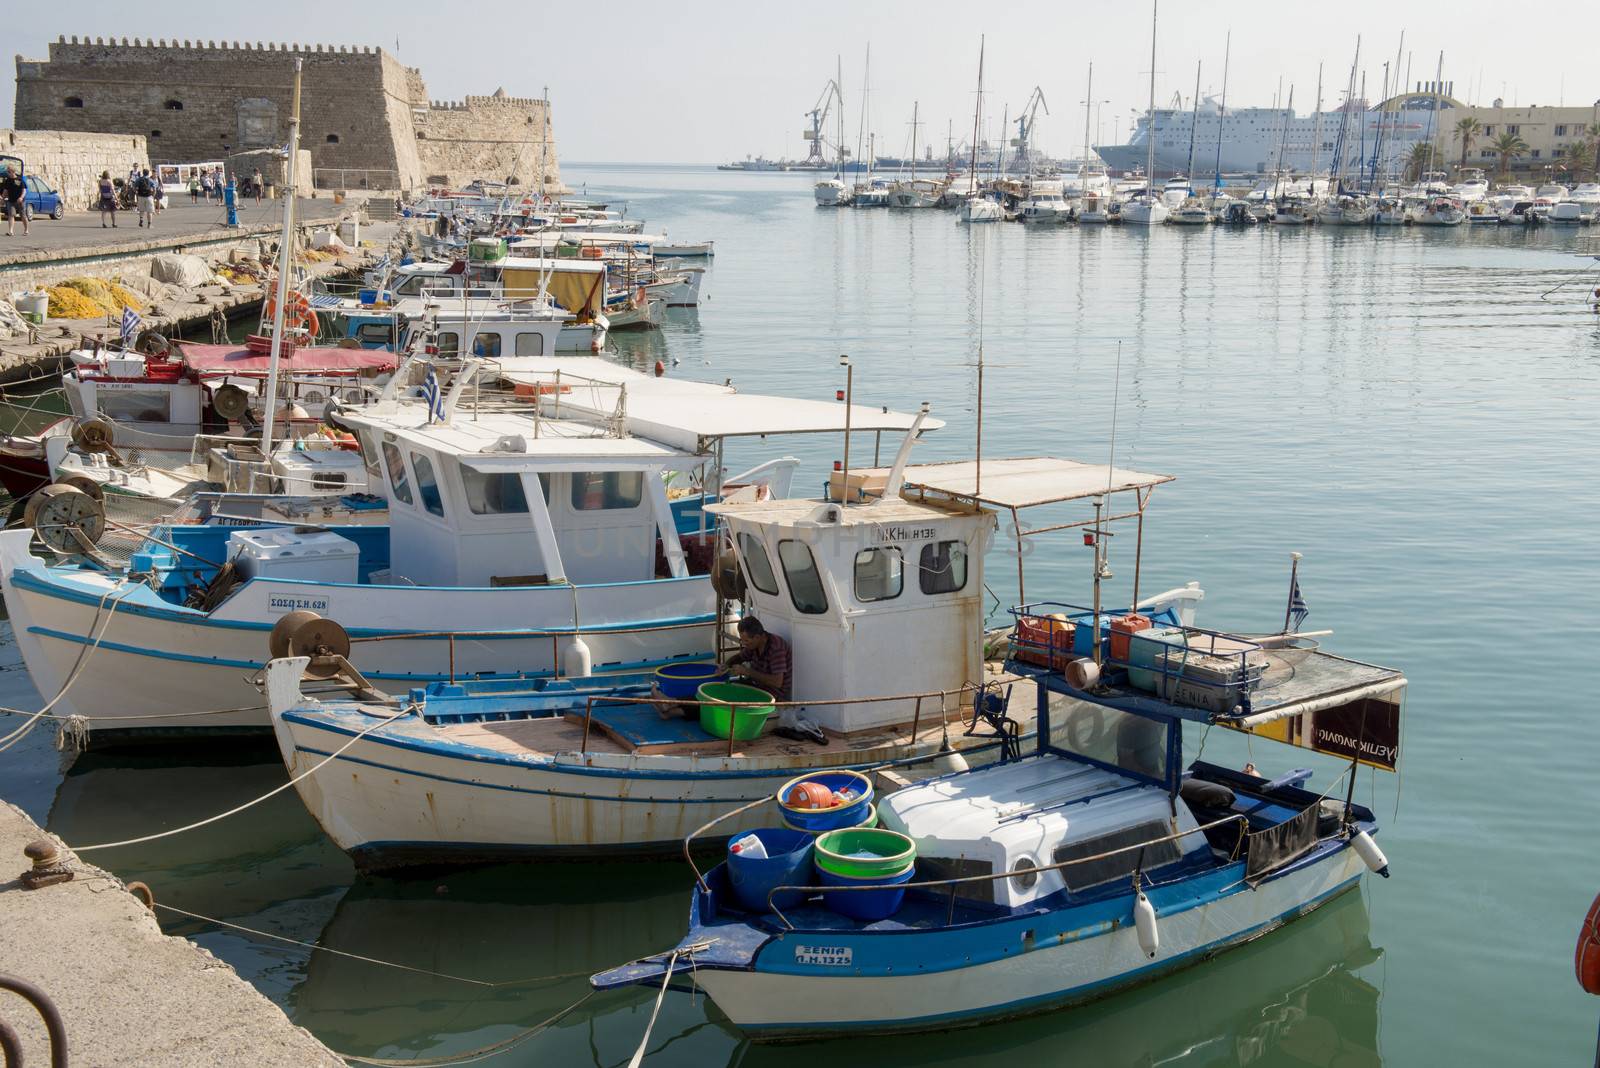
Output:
top-left (9, 1), bottom-right (1600, 163)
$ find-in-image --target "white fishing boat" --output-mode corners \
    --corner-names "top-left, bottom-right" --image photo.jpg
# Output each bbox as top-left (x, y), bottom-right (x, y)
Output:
top-left (596, 464), bottom-right (1406, 1040)
top-left (653, 241), bottom-right (715, 258)
top-left (959, 195), bottom-right (1003, 223)
top-left (0, 357), bottom-right (933, 737)
top-left (1075, 191), bottom-right (1114, 224)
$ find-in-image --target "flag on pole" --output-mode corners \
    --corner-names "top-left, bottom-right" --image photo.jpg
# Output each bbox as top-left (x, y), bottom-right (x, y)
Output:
top-left (119, 306), bottom-right (142, 345)
top-left (1288, 574), bottom-right (1310, 632)
top-left (421, 367), bottom-right (445, 423)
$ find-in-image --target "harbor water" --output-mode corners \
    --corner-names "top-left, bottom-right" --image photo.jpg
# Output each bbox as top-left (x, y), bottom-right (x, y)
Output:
top-left (3, 164), bottom-right (1599, 1065)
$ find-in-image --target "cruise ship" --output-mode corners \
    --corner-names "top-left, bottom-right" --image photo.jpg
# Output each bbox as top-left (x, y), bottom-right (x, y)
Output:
top-left (1096, 83), bottom-right (1462, 180)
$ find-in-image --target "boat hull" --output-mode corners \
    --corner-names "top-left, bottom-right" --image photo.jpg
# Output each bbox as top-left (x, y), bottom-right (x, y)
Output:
top-left (699, 850), bottom-right (1367, 1038)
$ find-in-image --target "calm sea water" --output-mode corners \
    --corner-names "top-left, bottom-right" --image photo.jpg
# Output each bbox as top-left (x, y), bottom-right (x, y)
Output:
top-left (4, 164), bottom-right (1600, 1065)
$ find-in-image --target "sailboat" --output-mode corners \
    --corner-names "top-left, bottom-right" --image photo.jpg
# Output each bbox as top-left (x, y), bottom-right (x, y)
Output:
top-left (959, 38), bottom-right (1003, 224)
top-left (1121, 2), bottom-right (1170, 226)
top-left (888, 102), bottom-right (944, 208)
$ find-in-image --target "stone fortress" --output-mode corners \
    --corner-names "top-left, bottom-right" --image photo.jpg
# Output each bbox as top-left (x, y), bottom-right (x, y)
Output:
top-left (13, 37), bottom-right (560, 195)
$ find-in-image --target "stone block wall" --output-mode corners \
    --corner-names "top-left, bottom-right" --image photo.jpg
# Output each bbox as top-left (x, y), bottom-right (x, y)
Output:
top-left (0, 128), bottom-right (149, 208)
top-left (14, 38), bottom-right (562, 195)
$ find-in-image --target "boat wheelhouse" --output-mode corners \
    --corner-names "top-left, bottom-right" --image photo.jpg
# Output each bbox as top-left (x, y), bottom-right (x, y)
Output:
top-left (594, 460), bottom-right (1406, 1039)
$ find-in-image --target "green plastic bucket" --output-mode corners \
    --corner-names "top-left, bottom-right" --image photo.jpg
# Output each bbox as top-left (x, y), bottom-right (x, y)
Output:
top-left (697, 682), bottom-right (775, 740)
top-left (814, 827), bottom-right (916, 879)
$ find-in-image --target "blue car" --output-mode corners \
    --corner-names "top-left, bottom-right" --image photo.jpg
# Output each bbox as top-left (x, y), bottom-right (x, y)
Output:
top-left (0, 155), bottom-right (65, 220)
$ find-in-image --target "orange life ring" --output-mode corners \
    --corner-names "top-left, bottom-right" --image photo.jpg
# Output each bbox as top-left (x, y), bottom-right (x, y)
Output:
top-left (1577, 891), bottom-right (1600, 995)
top-left (265, 290), bottom-right (317, 334)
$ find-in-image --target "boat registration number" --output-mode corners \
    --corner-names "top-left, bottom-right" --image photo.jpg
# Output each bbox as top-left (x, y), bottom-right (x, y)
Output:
top-left (267, 594), bottom-right (331, 614)
top-left (793, 945), bottom-right (852, 967)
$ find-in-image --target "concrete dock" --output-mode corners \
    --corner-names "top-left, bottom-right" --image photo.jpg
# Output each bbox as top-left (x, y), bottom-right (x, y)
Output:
top-left (0, 801), bottom-right (342, 1067)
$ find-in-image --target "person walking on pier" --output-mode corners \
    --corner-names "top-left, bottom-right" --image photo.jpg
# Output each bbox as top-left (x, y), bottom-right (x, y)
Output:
top-left (188, 174), bottom-right (201, 204)
top-left (133, 169), bottom-right (156, 228)
top-left (0, 166), bottom-right (27, 238)
top-left (251, 169), bottom-right (264, 205)
top-left (97, 171), bottom-right (118, 227)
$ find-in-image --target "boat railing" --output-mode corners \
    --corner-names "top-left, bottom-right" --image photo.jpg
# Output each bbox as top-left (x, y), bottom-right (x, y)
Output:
top-left (1009, 601), bottom-right (1266, 714)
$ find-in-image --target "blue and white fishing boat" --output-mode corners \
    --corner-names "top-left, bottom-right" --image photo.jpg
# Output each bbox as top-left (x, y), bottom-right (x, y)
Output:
top-left (593, 461), bottom-right (1406, 1038)
top-left (0, 356), bottom-right (929, 736)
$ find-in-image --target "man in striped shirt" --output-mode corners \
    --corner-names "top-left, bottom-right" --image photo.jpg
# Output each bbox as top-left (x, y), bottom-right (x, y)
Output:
top-left (727, 617), bottom-right (791, 702)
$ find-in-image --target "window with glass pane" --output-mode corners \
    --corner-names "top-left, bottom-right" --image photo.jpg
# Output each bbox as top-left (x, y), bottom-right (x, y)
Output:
top-left (777, 540), bottom-right (829, 614)
top-left (411, 452), bottom-right (445, 516)
top-left (514, 332), bottom-right (544, 357)
top-left (919, 540), bottom-right (968, 594)
top-left (462, 468), bottom-right (529, 515)
top-left (435, 331), bottom-right (460, 357)
top-left (570, 471), bottom-right (643, 510)
top-left (472, 332), bottom-right (502, 358)
top-left (381, 441), bottom-right (413, 505)
top-left (738, 532), bottom-right (779, 595)
top-left (1047, 695), bottom-right (1169, 783)
top-left (356, 323), bottom-right (393, 345)
top-left (853, 547), bottom-right (903, 602)
top-left (98, 388), bottom-right (172, 423)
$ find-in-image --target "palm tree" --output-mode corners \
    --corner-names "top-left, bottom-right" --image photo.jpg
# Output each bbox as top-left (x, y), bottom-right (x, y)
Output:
top-left (1491, 132), bottom-right (1529, 178)
top-left (1560, 142), bottom-right (1591, 183)
top-left (1588, 122), bottom-right (1600, 181)
top-left (1404, 143), bottom-right (1437, 183)
top-left (1453, 117), bottom-right (1482, 171)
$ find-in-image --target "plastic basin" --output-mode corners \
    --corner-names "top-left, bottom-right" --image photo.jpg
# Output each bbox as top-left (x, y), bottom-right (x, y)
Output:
top-left (655, 662), bottom-right (727, 701)
top-left (776, 770), bottom-right (874, 833)
top-left (818, 863), bottom-right (915, 921)
top-left (697, 682), bottom-right (775, 740)
top-left (814, 827), bottom-right (917, 879)
top-left (726, 827), bottom-right (815, 912)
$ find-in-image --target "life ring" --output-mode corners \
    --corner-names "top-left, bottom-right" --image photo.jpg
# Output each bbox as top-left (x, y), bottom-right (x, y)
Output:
top-left (1065, 705), bottom-right (1106, 752)
top-left (1577, 890), bottom-right (1600, 995)
top-left (265, 290), bottom-right (318, 334)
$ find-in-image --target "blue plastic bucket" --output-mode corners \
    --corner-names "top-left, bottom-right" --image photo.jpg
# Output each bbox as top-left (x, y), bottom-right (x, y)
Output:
top-left (655, 662), bottom-right (727, 701)
top-left (726, 827), bottom-right (815, 912)
top-left (777, 770), bottom-right (874, 833)
top-left (818, 862), bottom-right (915, 921)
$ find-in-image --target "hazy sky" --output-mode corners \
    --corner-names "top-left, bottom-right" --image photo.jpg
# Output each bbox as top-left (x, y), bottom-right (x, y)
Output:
top-left (9, 2), bottom-right (1600, 163)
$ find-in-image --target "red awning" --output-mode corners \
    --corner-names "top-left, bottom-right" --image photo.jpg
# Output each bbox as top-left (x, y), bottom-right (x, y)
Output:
top-left (177, 342), bottom-right (397, 377)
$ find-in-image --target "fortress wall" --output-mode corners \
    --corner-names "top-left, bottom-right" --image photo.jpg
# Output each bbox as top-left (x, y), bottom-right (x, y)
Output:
top-left (414, 95), bottom-right (560, 191)
top-left (0, 128), bottom-right (149, 208)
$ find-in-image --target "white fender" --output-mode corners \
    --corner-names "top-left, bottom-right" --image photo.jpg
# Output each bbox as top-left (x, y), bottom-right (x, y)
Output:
top-left (1352, 830), bottom-right (1390, 878)
top-left (563, 636), bottom-right (592, 679)
top-left (1134, 892), bottom-right (1159, 959)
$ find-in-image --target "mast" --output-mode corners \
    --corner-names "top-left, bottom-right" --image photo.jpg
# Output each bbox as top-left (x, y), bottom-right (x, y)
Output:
top-left (1424, 51), bottom-right (1444, 182)
top-left (1310, 64), bottom-right (1324, 190)
top-left (910, 100), bottom-right (919, 180)
top-left (836, 55), bottom-right (846, 180)
top-left (967, 37), bottom-right (986, 195)
top-left (260, 56), bottom-right (303, 454)
top-left (997, 105), bottom-right (1009, 178)
top-left (854, 46), bottom-right (870, 182)
top-left (1185, 60), bottom-right (1201, 192)
top-left (1273, 86), bottom-right (1295, 198)
top-left (1357, 70), bottom-right (1368, 191)
top-left (1144, 0), bottom-right (1159, 191)
top-left (1081, 62), bottom-right (1094, 187)
top-left (1213, 33), bottom-right (1230, 193)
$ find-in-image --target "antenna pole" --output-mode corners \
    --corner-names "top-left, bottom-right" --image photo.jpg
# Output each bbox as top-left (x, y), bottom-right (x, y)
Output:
top-left (261, 56), bottom-right (303, 455)
top-left (839, 355), bottom-right (853, 504)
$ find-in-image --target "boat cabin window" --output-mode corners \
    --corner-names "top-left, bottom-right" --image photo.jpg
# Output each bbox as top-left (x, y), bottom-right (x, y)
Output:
top-left (381, 440), bottom-right (413, 505)
top-left (738, 532), bottom-right (780, 595)
top-left (355, 322), bottom-right (394, 346)
top-left (98, 388), bottom-right (173, 423)
top-left (570, 471), bottom-right (643, 511)
top-left (357, 430), bottom-right (382, 480)
top-left (472, 332), bottom-right (502, 358)
top-left (394, 275), bottom-right (429, 296)
top-left (777, 540), bottom-right (828, 614)
top-left (1052, 820), bottom-right (1182, 893)
top-left (462, 468), bottom-right (530, 515)
top-left (853, 547), bottom-right (903, 602)
top-left (436, 331), bottom-right (460, 357)
top-left (411, 452), bottom-right (445, 516)
top-left (919, 540), bottom-right (968, 595)
top-left (1048, 695), bottom-right (1169, 783)
top-left (514, 331), bottom-right (544, 357)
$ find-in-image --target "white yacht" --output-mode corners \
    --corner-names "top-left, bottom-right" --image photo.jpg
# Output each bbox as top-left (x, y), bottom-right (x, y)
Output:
top-left (1453, 169), bottom-right (1489, 201)
top-left (1413, 196), bottom-right (1465, 226)
top-left (960, 195), bottom-right (1003, 223)
top-left (1121, 191), bottom-right (1170, 226)
top-left (1076, 191), bottom-right (1115, 224)
top-left (814, 178), bottom-right (849, 207)
top-left (1019, 181), bottom-right (1071, 224)
top-left (1167, 196), bottom-right (1212, 225)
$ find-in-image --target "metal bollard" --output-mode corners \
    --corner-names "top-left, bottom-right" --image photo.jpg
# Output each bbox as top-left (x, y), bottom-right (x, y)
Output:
top-left (224, 179), bottom-right (238, 227)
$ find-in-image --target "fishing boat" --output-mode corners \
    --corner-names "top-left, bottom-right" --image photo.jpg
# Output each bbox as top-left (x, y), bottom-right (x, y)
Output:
top-left (594, 464), bottom-right (1406, 1040)
top-left (263, 453), bottom-right (1209, 867)
top-left (0, 357), bottom-right (931, 736)
top-left (1076, 191), bottom-right (1115, 224)
top-left (653, 242), bottom-right (715, 258)
top-left (887, 179), bottom-right (946, 210)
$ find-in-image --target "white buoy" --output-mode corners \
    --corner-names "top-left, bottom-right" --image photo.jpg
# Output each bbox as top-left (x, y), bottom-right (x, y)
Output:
top-left (1066, 658), bottom-right (1101, 689)
top-left (931, 744), bottom-right (970, 776)
top-left (1351, 830), bottom-right (1390, 878)
top-left (1133, 892), bottom-right (1160, 959)
top-left (563, 636), bottom-right (592, 679)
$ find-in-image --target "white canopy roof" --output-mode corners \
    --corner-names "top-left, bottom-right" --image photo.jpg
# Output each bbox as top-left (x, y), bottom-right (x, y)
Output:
top-left (502, 361), bottom-right (942, 452)
top-left (900, 457), bottom-right (1173, 510)
top-left (509, 233), bottom-right (665, 248)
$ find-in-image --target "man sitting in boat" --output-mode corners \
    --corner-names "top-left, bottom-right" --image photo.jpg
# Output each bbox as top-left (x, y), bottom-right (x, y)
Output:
top-left (725, 617), bottom-right (791, 701)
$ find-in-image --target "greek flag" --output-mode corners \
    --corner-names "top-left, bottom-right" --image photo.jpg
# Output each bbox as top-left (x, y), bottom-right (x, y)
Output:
top-left (119, 306), bottom-right (141, 344)
top-left (421, 367), bottom-right (445, 423)
top-left (1288, 575), bottom-right (1310, 632)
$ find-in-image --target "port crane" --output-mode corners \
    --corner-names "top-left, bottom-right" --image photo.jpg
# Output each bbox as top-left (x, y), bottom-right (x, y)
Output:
top-left (804, 67), bottom-right (847, 168)
top-left (1009, 86), bottom-right (1050, 174)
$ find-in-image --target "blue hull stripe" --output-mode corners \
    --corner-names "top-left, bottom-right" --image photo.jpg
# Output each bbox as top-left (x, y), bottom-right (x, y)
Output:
top-left (284, 712), bottom-right (1012, 783)
top-left (741, 877), bottom-right (1363, 1035)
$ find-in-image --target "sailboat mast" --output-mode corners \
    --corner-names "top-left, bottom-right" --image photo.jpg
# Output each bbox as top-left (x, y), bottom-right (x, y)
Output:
top-left (967, 37), bottom-right (985, 195)
top-left (1273, 86), bottom-right (1295, 197)
top-left (1082, 62), bottom-right (1094, 184)
top-left (1144, 0), bottom-right (1159, 188)
top-left (1424, 51), bottom-right (1444, 180)
top-left (260, 56), bottom-right (303, 453)
top-left (911, 101), bottom-right (919, 180)
top-left (855, 46), bottom-right (870, 182)
top-left (1213, 33), bottom-right (1229, 192)
top-left (1185, 60), bottom-right (1201, 187)
top-left (836, 55), bottom-right (846, 179)
top-left (1310, 64), bottom-right (1324, 188)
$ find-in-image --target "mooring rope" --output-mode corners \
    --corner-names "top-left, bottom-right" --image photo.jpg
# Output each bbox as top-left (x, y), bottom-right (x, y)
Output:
top-left (337, 991), bottom-right (599, 1067)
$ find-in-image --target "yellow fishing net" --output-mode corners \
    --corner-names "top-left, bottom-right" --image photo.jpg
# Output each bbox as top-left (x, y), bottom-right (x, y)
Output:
top-left (46, 277), bottom-right (147, 319)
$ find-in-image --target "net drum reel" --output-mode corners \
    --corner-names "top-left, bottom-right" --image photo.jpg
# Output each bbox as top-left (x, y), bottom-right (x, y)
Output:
top-left (22, 484), bottom-right (107, 557)
top-left (267, 610), bottom-right (374, 692)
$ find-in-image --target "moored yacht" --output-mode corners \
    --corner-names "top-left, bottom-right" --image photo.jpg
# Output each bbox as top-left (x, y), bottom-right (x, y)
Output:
top-left (814, 178), bottom-right (850, 206)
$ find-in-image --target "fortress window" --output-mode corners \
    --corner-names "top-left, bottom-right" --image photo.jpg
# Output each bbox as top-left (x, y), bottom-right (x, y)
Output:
top-left (63, 96), bottom-right (84, 109)
top-left (164, 100), bottom-right (184, 111)
top-left (150, 130), bottom-right (161, 138)
top-left (326, 134), bottom-right (340, 144)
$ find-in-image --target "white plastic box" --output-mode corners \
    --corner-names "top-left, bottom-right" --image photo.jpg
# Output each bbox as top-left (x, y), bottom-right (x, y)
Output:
top-left (228, 529), bottom-right (360, 585)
